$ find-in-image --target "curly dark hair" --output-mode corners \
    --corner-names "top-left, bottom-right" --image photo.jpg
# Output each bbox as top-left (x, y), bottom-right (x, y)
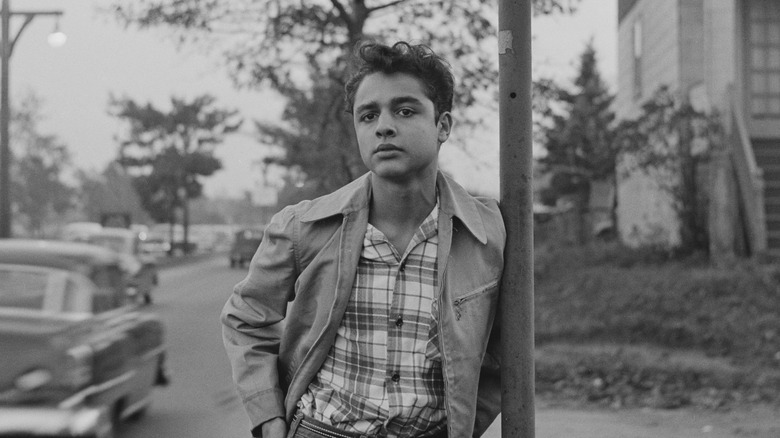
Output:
top-left (344, 41), bottom-right (454, 119)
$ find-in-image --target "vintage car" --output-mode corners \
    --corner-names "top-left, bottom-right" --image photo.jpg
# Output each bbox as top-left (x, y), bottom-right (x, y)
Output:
top-left (0, 239), bottom-right (170, 437)
top-left (86, 228), bottom-right (160, 305)
top-left (228, 227), bottom-right (264, 268)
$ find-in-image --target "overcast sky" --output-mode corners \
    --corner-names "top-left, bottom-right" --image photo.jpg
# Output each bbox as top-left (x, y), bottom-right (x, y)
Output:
top-left (13, 0), bottom-right (617, 199)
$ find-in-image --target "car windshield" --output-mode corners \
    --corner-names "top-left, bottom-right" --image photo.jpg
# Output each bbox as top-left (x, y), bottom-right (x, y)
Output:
top-left (89, 235), bottom-right (132, 254)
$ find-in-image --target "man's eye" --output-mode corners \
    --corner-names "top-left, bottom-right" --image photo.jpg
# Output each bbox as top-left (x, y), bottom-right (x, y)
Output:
top-left (360, 113), bottom-right (377, 122)
top-left (398, 108), bottom-right (415, 117)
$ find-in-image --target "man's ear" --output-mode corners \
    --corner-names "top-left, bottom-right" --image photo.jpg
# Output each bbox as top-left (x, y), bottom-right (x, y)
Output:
top-left (437, 112), bottom-right (453, 143)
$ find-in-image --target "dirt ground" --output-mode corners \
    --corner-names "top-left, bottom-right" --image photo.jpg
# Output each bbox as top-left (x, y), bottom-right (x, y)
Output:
top-left (482, 401), bottom-right (780, 438)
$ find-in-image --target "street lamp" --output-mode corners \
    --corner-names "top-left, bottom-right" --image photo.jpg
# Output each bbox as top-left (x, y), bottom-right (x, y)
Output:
top-left (0, 0), bottom-right (64, 238)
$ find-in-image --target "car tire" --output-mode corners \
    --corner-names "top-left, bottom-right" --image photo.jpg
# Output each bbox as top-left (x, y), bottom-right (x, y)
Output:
top-left (111, 399), bottom-right (125, 430)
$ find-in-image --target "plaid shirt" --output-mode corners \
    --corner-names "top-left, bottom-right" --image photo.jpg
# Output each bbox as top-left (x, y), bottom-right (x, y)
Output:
top-left (298, 203), bottom-right (446, 437)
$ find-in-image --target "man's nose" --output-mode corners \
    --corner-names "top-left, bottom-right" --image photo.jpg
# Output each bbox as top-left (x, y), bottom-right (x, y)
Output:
top-left (375, 113), bottom-right (396, 138)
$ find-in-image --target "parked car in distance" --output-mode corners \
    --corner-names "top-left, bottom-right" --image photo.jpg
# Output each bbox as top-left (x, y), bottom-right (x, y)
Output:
top-left (86, 228), bottom-right (159, 305)
top-left (0, 239), bottom-right (170, 437)
top-left (147, 224), bottom-right (198, 256)
top-left (60, 222), bottom-right (103, 243)
top-left (229, 228), bottom-right (264, 268)
top-left (137, 235), bottom-right (171, 259)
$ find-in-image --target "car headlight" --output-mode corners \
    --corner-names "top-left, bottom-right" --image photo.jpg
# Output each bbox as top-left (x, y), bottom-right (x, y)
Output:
top-left (14, 368), bottom-right (53, 391)
top-left (64, 345), bottom-right (93, 388)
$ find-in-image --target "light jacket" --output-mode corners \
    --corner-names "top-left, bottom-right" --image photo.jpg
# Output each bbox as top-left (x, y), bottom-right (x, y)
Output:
top-left (221, 171), bottom-right (506, 437)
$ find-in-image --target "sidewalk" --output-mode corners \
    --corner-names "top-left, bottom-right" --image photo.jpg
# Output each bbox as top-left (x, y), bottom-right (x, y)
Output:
top-left (482, 404), bottom-right (780, 438)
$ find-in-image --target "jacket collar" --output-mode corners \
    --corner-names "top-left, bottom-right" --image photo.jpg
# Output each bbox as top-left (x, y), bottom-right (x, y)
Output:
top-left (300, 171), bottom-right (488, 244)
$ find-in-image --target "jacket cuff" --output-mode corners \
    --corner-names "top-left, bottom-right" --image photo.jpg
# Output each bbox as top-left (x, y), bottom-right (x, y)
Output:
top-left (243, 387), bottom-right (286, 431)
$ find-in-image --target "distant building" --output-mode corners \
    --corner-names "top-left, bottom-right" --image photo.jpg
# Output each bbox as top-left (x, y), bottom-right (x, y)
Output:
top-left (616, 0), bottom-right (780, 257)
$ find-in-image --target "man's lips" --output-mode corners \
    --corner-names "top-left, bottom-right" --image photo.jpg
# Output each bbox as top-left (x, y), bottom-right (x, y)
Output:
top-left (375, 143), bottom-right (402, 153)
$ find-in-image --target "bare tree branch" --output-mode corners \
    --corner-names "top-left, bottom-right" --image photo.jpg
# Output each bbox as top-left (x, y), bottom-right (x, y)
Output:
top-left (367, 0), bottom-right (409, 13)
top-left (330, 0), bottom-right (353, 28)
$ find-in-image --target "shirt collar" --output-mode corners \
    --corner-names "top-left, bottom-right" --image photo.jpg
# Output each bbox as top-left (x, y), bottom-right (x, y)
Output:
top-left (300, 171), bottom-right (488, 244)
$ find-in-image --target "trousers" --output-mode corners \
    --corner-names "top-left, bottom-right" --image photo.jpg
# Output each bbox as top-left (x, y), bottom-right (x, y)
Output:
top-left (286, 411), bottom-right (447, 438)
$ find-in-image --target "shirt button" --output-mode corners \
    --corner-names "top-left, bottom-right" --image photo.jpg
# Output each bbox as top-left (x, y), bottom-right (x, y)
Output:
top-left (399, 262), bottom-right (405, 271)
top-left (391, 373), bottom-right (400, 382)
top-left (395, 316), bottom-right (403, 327)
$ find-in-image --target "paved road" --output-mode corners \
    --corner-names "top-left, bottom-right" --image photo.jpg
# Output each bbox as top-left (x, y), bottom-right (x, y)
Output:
top-left (118, 255), bottom-right (253, 438)
top-left (116, 256), bottom-right (779, 438)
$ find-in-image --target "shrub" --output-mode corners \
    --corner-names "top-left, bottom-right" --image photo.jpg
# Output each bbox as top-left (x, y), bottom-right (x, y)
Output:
top-left (534, 243), bottom-right (780, 366)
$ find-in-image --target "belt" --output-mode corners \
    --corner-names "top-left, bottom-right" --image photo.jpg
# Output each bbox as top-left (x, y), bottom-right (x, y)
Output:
top-left (288, 410), bottom-right (447, 438)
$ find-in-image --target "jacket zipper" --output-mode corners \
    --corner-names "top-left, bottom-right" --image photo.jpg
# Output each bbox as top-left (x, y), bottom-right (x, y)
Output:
top-left (452, 279), bottom-right (499, 321)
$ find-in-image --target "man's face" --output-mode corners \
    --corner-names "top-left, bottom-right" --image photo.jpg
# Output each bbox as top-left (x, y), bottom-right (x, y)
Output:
top-left (352, 72), bottom-right (451, 183)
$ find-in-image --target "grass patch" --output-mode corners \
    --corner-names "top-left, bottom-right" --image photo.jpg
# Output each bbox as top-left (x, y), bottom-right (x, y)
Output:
top-left (532, 242), bottom-right (780, 408)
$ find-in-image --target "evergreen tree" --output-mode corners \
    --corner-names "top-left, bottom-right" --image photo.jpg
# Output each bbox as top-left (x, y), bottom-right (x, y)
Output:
top-left (536, 42), bottom-right (616, 242)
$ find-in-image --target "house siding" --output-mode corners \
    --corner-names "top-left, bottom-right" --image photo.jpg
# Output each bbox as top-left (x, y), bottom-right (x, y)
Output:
top-left (680, 0), bottom-right (705, 92)
top-left (615, 0), bottom-right (680, 118)
top-left (616, 0), bottom-right (684, 247)
top-left (703, 0), bottom-right (738, 113)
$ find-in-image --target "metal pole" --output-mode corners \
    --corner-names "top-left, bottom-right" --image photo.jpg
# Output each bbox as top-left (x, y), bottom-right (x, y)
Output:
top-left (498, 0), bottom-right (534, 437)
top-left (0, 2), bottom-right (63, 238)
top-left (0, 0), bottom-right (11, 238)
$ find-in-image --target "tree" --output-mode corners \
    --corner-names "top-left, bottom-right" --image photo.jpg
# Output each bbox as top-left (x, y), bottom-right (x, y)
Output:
top-left (10, 95), bottom-right (75, 237)
top-left (76, 162), bottom-right (152, 225)
top-left (109, 94), bottom-right (242, 251)
top-left (536, 42), bottom-right (616, 242)
top-left (108, 0), bottom-right (580, 202)
top-left (614, 86), bottom-right (717, 252)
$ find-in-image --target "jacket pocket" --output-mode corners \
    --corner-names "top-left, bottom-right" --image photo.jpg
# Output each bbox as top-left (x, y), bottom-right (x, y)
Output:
top-left (452, 279), bottom-right (499, 321)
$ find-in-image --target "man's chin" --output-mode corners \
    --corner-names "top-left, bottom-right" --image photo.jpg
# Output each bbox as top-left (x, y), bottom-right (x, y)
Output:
top-left (370, 166), bottom-right (436, 184)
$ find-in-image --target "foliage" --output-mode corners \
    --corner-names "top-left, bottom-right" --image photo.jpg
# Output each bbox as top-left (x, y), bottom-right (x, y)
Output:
top-left (533, 242), bottom-right (780, 409)
top-left (614, 86), bottom-right (720, 252)
top-left (255, 76), bottom-right (366, 195)
top-left (536, 42), bottom-right (616, 201)
top-left (109, 94), bottom-right (242, 242)
top-left (76, 163), bottom-right (151, 225)
top-left (535, 242), bottom-right (780, 367)
top-left (10, 95), bottom-right (75, 236)
top-left (536, 343), bottom-right (780, 409)
top-left (108, 0), bottom-right (580, 202)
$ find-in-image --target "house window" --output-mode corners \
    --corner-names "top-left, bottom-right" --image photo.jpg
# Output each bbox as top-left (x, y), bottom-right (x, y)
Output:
top-left (748, 0), bottom-right (780, 118)
top-left (632, 19), bottom-right (643, 101)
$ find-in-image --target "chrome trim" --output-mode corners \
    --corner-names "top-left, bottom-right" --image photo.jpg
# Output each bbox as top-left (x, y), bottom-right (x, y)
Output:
top-left (140, 345), bottom-right (166, 362)
top-left (58, 370), bottom-right (136, 409)
top-left (0, 306), bottom-right (90, 321)
top-left (0, 406), bottom-right (112, 437)
top-left (119, 393), bottom-right (152, 420)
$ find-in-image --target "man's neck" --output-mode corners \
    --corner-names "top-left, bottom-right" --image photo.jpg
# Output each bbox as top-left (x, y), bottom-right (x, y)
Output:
top-left (369, 172), bottom-right (438, 251)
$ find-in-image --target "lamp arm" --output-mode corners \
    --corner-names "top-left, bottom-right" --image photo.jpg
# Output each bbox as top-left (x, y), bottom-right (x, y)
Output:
top-left (7, 14), bottom-right (34, 57)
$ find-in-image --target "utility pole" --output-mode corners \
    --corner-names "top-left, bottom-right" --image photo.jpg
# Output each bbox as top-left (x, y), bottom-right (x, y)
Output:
top-left (0, 0), bottom-right (63, 238)
top-left (498, 1), bottom-right (534, 437)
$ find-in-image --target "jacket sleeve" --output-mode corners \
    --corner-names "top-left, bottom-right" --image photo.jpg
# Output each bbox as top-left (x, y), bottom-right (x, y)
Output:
top-left (221, 206), bottom-right (299, 430)
top-left (472, 301), bottom-right (502, 436)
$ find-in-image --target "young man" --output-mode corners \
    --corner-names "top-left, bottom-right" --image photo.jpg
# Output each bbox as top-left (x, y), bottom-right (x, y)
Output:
top-left (222, 41), bottom-right (506, 438)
